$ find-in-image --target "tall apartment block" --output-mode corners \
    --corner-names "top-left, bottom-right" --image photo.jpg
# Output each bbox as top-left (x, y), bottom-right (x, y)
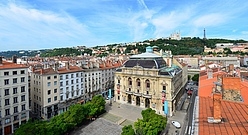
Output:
top-left (31, 67), bottom-right (60, 120)
top-left (0, 56), bottom-right (29, 135)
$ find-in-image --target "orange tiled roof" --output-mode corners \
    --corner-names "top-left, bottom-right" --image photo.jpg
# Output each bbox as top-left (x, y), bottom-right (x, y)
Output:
top-left (199, 97), bottom-right (248, 135)
top-left (57, 65), bottom-right (82, 74)
top-left (0, 61), bottom-right (28, 69)
top-left (199, 71), bottom-right (248, 104)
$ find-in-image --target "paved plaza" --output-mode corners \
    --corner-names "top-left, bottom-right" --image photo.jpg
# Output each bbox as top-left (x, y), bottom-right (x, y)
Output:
top-left (71, 101), bottom-right (145, 135)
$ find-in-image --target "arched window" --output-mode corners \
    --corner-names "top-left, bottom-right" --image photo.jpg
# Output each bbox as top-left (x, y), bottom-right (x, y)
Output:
top-left (145, 79), bottom-right (150, 88)
top-left (128, 77), bottom-right (132, 86)
top-left (136, 78), bottom-right (140, 87)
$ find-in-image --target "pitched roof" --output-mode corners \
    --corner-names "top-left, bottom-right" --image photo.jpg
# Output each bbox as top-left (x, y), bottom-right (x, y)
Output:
top-left (199, 71), bottom-right (248, 135)
top-left (0, 61), bottom-right (28, 69)
top-left (199, 97), bottom-right (248, 135)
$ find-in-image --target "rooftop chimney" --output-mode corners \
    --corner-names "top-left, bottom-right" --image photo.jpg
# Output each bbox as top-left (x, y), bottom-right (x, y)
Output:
top-left (0, 56), bottom-right (2, 64)
top-left (212, 93), bottom-right (222, 123)
top-left (12, 55), bottom-right (17, 63)
top-left (65, 62), bottom-right (70, 70)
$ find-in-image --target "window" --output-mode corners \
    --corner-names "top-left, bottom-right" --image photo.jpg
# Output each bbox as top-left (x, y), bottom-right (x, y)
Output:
top-left (76, 79), bottom-right (79, 83)
top-left (4, 79), bottom-right (9, 85)
top-left (48, 98), bottom-right (51, 103)
top-left (128, 77), bottom-right (132, 85)
top-left (163, 86), bottom-right (166, 90)
top-left (13, 71), bottom-right (17, 75)
top-left (4, 72), bottom-right (9, 76)
top-left (5, 118), bottom-right (10, 124)
top-left (5, 89), bottom-right (9, 96)
top-left (66, 75), bottom-right (68, 79)
top-left (21, 104), bottom-right (25, 111)
top-left (47, 82), bottom-right (51, 87)
top-left (66, 94), bottom-right (69, 99)
top-left (60, 95), bottom-right (63, 101)
top-left (5, 109), bottom-right (10, 116)
top-left (21, 95), bottom-right (25, 101)
top-left (71, 74), bottom-right (74, 78)
top-left (13, 87), bottom-right (17, 94)
top-left (54, 81), bottom-right (57, 85)
top-left (54, 96), bottom-right (57, 101)
top-left (66, 81), bottom-right (69, 85)
top-left (13, 97), bottom-right (18, 103)
top-left (14, 106), bottom-right (18, 113)
top-left (21, 70), bottom-right (25, 74)
top-left (118, 79), bottom-right (120, 83)
top-left (72, 92), bottom-right (74, 97)
top-left (54, 75), bottom-right (57, 79)
top-left (14, 115), bottom-right (19, 121)
top-left (13, 78), bottom-right (17, 83)
top-left (60, 82), bottom-right (63, 86)
top-left (21, 86), bottom-right (25, 92)
top-left (5, 99), bottom-right (10, 106)
top-left (60, 75), bottom-right (63, 80)
top-left (54, 89), bottom-right (57, 93)
top-left (146, 80), bottom-right (150, 88)
top-left (21, 77), bottom-right (25, 82)
top-left (47, 76), bottom-right (51, 80)
top-left (71, 80), bottom-right (74, 84)
top-left (48, 90), bottom-right (51, 95)
top-left (136, 79), bottom-right (140, 87)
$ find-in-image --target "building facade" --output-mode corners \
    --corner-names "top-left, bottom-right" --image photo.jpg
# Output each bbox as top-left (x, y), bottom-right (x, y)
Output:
top-left (114, 47), bottom-right (187, 116)
top-left (0, 57), bottom-right (29, 135)
top-left (31, 68), bottom-right (60, 120)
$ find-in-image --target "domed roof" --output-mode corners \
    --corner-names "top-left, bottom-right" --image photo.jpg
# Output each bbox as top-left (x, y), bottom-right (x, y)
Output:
top-left (123, 47), bottom-right (166, 69)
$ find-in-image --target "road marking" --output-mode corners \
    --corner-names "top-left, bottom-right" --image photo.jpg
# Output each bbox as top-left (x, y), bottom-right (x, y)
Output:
top-left (188, 126), bottom-right (191, 135)
top-left (185, 126), bottom-right (188, 134)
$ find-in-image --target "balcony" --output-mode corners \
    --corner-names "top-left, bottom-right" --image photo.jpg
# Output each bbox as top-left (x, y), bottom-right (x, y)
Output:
top-left (143, 93), bottom-right (152, 98)
top-left (125, 90), bottom-right (133, 95)
top-left (133, 92), bottom-right (142, 96)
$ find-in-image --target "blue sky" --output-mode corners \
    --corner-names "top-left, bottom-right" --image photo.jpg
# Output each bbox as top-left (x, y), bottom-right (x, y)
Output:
top-left (0, 0), bottom-right (248, 51)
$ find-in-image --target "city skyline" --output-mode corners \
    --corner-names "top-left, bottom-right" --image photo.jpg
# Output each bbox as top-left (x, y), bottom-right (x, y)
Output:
top-left (0, 0), bottom-right (248, 51)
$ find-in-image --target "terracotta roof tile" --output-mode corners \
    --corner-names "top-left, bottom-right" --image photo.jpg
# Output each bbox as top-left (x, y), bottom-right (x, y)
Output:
top-left (0, 61), bottom-right (28, 69)
top-left (199, 97), bottom-right (248, 135)
top-left (199, 72), bottom-right (248, 135)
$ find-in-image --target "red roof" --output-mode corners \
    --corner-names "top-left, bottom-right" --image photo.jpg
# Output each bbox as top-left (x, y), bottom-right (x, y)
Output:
top-left (199, 97), bottom-right (248, 135)
top-left (199, 71), bottom-right (248, 135)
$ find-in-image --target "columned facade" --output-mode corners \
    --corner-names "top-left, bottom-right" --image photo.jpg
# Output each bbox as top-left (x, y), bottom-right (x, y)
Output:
top-left (114, 47), bottom-right (186, 117)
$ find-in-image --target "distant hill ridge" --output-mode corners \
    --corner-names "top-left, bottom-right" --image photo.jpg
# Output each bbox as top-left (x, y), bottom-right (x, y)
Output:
top-left (0, 37), bottom-right (247, 58)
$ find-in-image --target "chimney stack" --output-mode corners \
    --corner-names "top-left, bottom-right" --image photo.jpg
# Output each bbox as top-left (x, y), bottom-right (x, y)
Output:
top-left (213, 93), bottom-right (222, 123)
top-left (65, 62), bottom-right (70, 70)
top-left (0, 56), bottom-right (2, 64)
top-left (12, 55), bottom-right (17, 63)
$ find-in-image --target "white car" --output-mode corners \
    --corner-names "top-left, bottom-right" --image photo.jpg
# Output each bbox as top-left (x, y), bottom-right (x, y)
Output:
top-left (171, 121), bottom-right (181, 129)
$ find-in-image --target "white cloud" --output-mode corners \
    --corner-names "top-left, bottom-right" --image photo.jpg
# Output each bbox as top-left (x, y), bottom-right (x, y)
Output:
top-left (0, 3), bottom-right (96, 50)
top-left (193, 13), bottom-right (225, 27)
top-left (151, 8), bottom-right (193, 38)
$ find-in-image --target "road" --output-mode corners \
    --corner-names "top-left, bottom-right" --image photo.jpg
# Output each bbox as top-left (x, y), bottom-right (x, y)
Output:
top-left (184, 89), bottom-right (197, 135)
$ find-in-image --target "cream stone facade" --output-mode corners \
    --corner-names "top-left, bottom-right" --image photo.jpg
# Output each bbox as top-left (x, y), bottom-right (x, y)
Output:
top-left (114, 47), bottom-right (187, 117)
top-left (31, 68), bottom-right (60, 120)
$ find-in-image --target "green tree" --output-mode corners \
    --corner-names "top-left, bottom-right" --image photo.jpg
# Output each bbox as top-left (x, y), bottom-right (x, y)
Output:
top-left (121, 125), bottom-right (135, 135)
top-left (192, 74), bottom-right (199, 82)
top-left (134, 108), bottom-right (167, 135)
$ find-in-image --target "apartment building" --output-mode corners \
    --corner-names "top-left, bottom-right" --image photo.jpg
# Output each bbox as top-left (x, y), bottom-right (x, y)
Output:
top-left (100, 61), bottom-right (118, 98)
top-left (114, 47), bottom-right (187, 116)
top-left (58, 64), bottom-right (84, 114)
top-left (0, 57), bottom-right (29, 135)
top-left (31, 67), bottom-right (60, 120)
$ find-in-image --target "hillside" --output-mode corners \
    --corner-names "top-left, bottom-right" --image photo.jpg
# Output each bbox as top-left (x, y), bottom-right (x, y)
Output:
top-left (0, 37), bottom-right (247, 58)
